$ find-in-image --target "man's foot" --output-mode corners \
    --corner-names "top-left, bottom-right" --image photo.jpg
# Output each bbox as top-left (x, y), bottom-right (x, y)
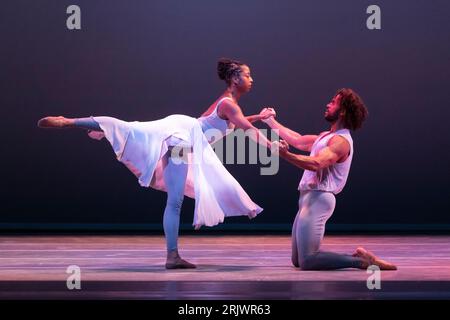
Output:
top-left (37, 116), bottom-right (73, 128)
top-left (353, 247), bottom-right (397, 270)
top-left (165, 250), bottom-right (196, 269)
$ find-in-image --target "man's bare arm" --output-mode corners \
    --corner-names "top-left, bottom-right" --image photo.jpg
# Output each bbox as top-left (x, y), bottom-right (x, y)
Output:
top-left (278, 135), bottom-right (350, 171)
top-left (245, 114), bottom-right (263, 123)
top-left (264, 117), bottom-right (318, 152)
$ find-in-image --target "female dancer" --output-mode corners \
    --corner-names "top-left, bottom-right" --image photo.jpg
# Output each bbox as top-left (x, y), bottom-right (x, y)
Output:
top-left (38, 58), bottom-right (275, 269)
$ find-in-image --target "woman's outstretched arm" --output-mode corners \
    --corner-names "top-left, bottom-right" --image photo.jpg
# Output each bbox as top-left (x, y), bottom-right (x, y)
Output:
top-left (220, 101), bottom-right (273, 149)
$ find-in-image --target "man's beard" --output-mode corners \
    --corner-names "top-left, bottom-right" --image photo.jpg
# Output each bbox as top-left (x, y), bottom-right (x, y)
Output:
top-left (325, 112), bottom-right (339, 122)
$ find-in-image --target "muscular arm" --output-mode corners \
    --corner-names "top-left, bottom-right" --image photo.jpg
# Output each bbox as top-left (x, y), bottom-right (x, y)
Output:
top-left (264, 117), bottom-right (318, 152)
top-left (221, 101), bottom-right (272, 148)
top-left (279, 135), bottom-right (350, 172)
top-left (245, 114), bottom-right (264, 123)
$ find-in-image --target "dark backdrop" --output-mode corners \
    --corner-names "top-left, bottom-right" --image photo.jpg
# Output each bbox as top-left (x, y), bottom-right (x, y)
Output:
top-left (1, 1), bottom-right (449, 231)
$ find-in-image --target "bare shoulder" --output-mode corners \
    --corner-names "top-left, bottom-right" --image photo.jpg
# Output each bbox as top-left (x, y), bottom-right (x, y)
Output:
top-left (219, 99), bottom-right (242, 117)
top-left (220, 98), bottom-right (239, 110)
top-left (328, 135), bottom-right (350, 157)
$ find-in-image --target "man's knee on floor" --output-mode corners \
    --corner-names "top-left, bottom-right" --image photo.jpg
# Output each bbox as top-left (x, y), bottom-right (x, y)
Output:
top-left (298, 255), bottom-right (317, 270)
top-left (291, 255), bottom-right (299, 268)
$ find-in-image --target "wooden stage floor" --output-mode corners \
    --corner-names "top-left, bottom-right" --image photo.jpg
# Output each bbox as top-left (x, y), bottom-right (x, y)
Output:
top-left (0, 235), bottom-right (449, 299)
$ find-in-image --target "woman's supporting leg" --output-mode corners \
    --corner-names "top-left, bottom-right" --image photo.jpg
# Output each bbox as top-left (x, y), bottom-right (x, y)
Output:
top-left (162, 150), bottom-right (196, 269)
top-left (295, 191), bottom-right (366, 270)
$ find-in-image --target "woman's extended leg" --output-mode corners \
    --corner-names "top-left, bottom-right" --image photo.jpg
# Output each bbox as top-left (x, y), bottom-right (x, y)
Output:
top-left (162, 149), bottom-right (196, 269)
top-left (38, 116), bottom-right (101, 131)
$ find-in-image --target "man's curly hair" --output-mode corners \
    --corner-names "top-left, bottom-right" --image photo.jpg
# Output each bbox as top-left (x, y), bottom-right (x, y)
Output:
top-left (335, 88), bottom-right (368, 130)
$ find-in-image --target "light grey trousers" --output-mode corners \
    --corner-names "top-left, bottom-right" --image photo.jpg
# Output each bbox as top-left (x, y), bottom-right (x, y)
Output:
top-left (292, 190), bottom-right (364, 270)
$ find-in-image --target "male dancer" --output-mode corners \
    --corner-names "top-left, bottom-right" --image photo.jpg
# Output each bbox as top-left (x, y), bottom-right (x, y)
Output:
top-left (262, 88), bottom-right (397, 270)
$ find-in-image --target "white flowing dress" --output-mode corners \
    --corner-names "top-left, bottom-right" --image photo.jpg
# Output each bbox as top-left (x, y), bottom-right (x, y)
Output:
top-left (88, 97), bottom-right (263, 228)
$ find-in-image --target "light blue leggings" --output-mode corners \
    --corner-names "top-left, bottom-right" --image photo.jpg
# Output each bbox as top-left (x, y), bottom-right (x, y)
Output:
top-left (73, 117), bottom-right (102, 131)
top-left (161, 152), bottom-right (188, 252)
top-left (292, 190), bottom-right (364, 270)
top-left (73, 117), bottom-right (187, 252)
